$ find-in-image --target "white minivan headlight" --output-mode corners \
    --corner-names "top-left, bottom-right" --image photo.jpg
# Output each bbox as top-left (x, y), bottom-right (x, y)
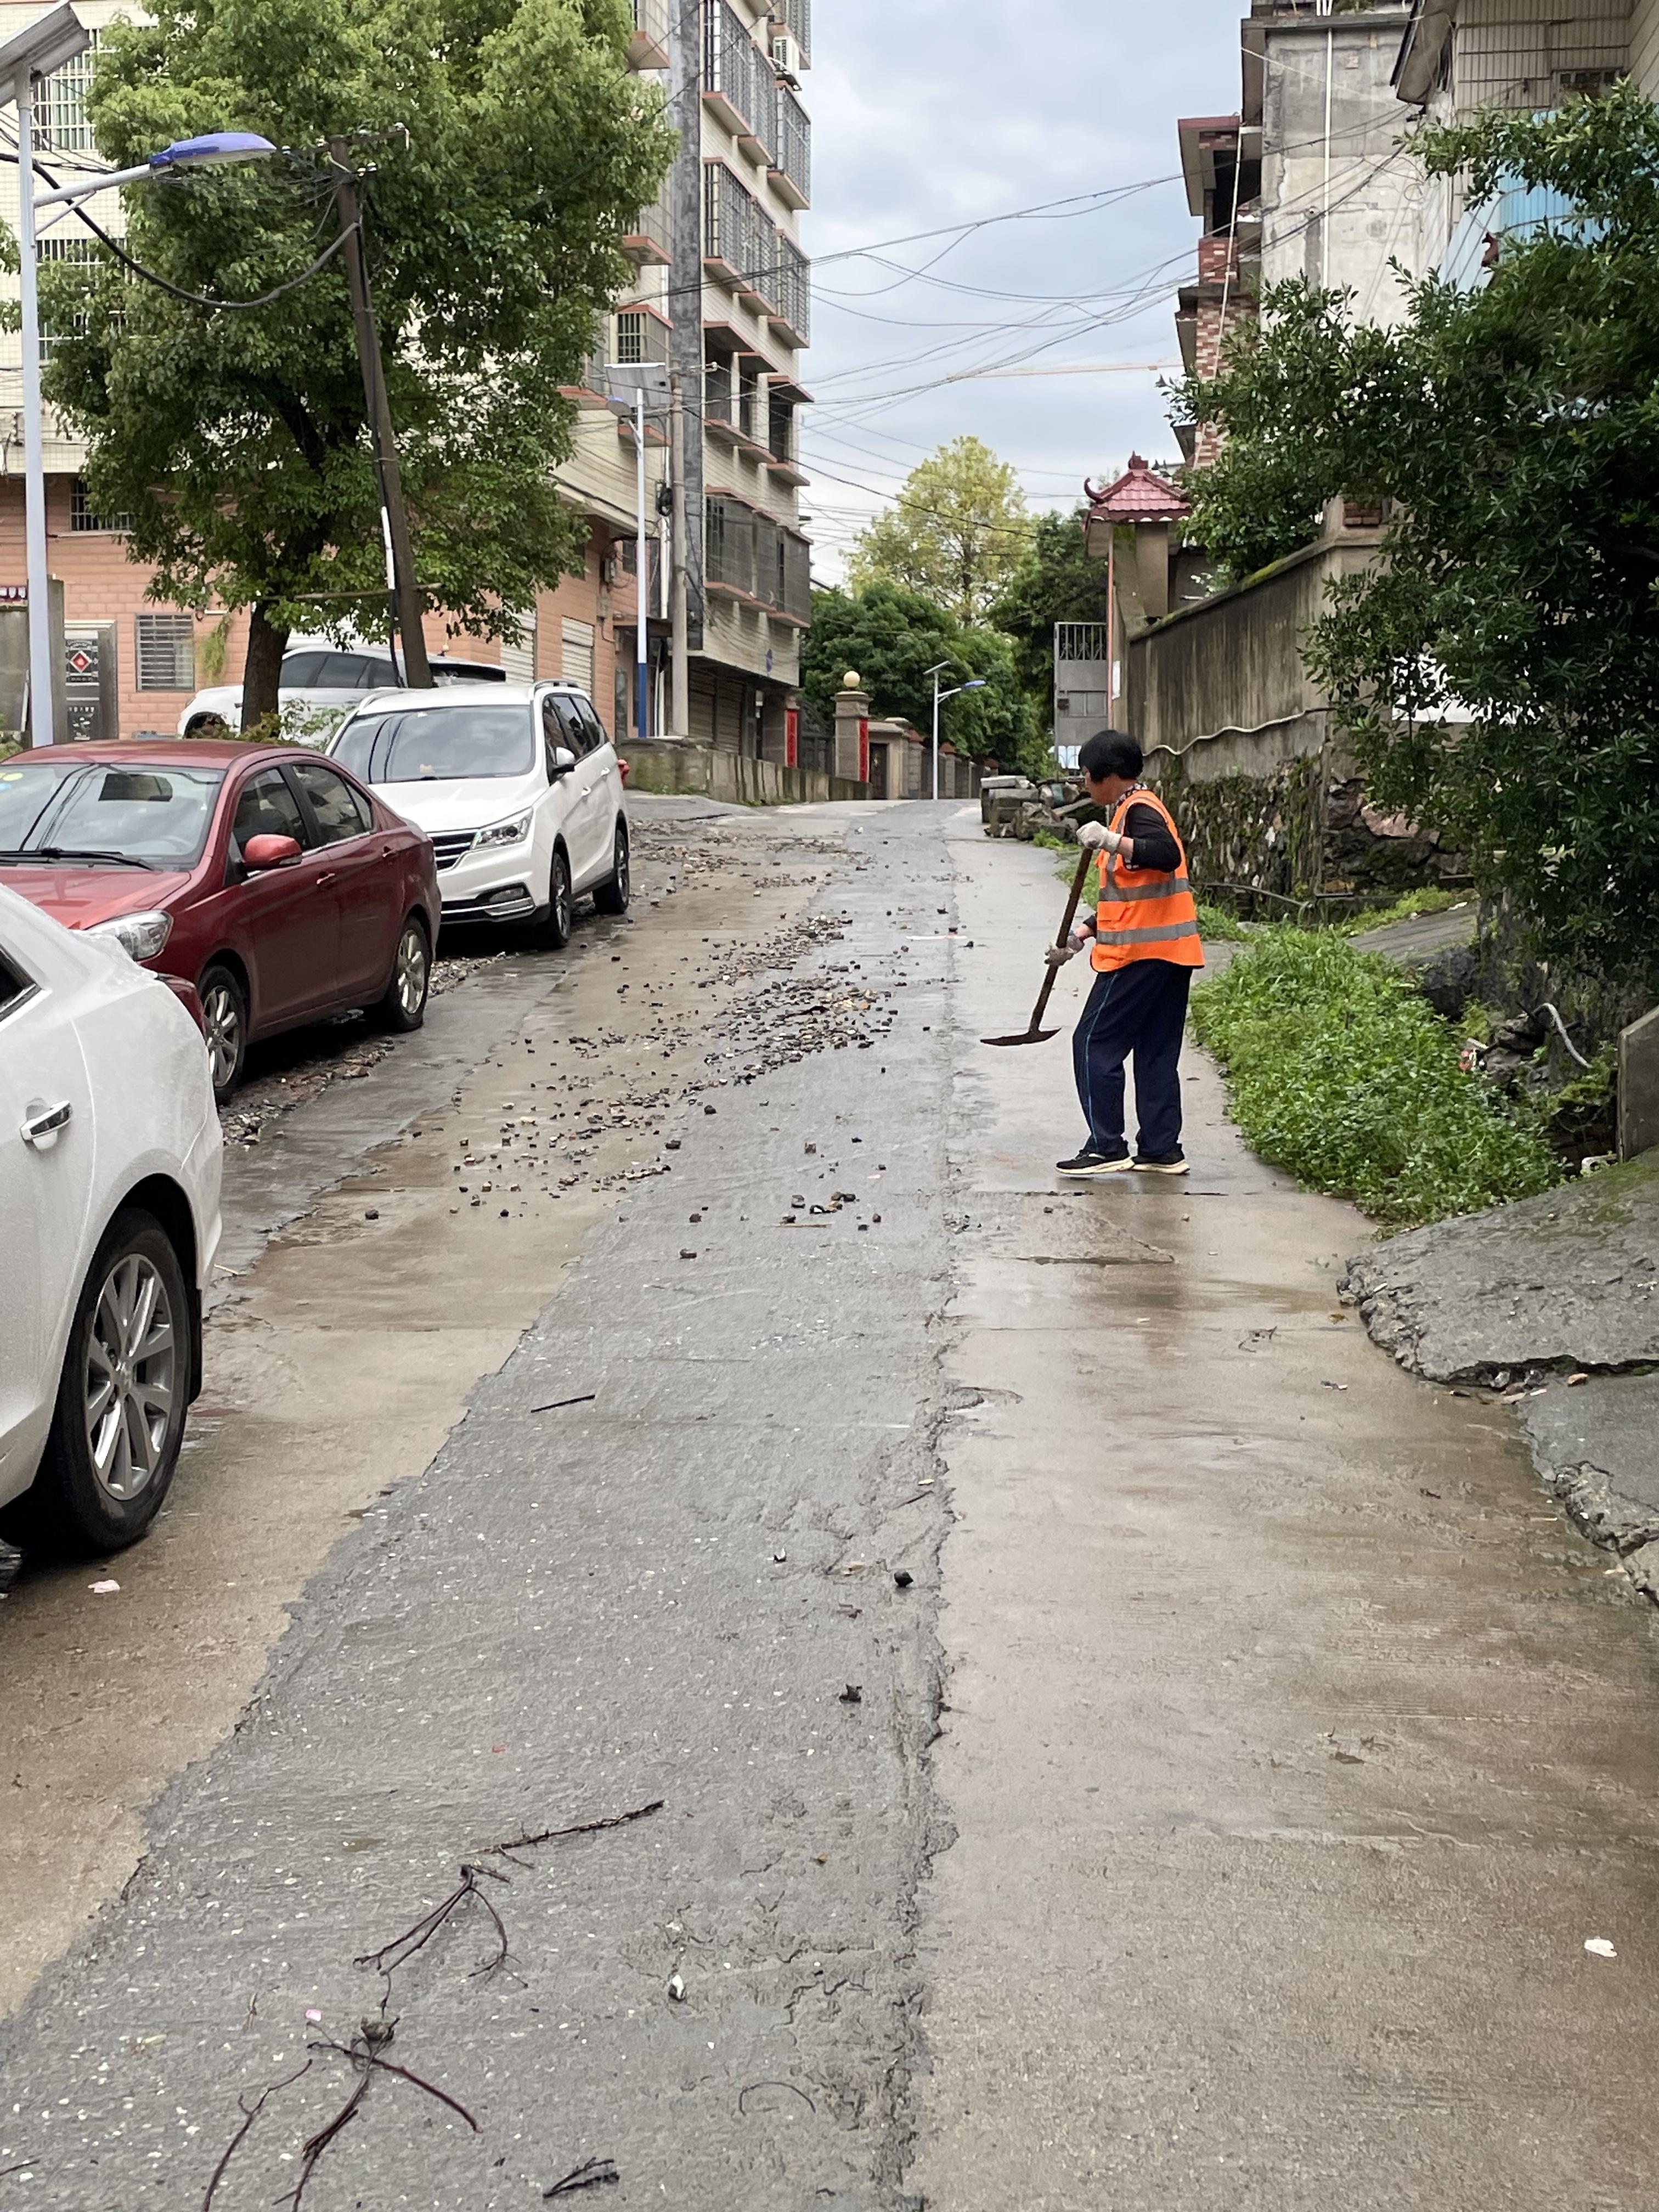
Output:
top-left (475, 809), bottom-right (533, 849)
top-left (88, 909), bottom-right (173, 961)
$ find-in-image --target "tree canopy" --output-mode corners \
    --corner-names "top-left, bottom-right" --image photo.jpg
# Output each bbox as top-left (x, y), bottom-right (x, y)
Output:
top-left (847, 436), bottom-right (1030, 625)
top-left (1175, 86), bottom-right (1659, 979)
top-left (802, 579), bottom-right (1042, 771)
top-left (44, 0), bottom-right (672, 721)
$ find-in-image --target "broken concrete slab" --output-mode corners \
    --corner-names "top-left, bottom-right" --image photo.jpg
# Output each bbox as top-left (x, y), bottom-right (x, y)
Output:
top-left (1521, 1371), bottom-right (1659, 1527)
top-left (1341, 1149), bottom-right (1659, 1382)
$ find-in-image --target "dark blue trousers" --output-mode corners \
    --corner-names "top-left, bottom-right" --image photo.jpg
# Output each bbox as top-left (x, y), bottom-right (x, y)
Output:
top-left (1072, 958), bottom-right (1193, 1156)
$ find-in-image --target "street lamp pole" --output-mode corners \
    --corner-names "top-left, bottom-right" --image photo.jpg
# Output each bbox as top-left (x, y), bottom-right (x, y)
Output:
top-left (927, 662), bottom-right (986, 800)
top-left (13, 62), bottom-right (53, 746)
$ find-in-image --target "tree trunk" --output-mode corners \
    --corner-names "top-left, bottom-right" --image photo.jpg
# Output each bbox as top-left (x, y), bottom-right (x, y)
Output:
top-left (241, 603), bottom-right (290, 732)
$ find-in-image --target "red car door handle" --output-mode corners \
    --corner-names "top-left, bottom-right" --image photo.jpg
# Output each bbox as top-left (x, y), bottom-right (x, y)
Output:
top-left (315, 870), bottom-right (336, 885)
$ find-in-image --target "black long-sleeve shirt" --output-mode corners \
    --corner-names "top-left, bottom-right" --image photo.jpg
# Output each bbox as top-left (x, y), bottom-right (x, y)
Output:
top-left (1120, 799), bottom-right (1181, 876)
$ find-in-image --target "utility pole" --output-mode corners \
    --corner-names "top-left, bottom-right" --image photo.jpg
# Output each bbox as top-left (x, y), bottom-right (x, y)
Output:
top-left (329, 138), bottom-right (431, 687)
top-left (668, 364), bottom-right (689, 737)
top-left (668, 0), bottom-right (704, 711)
top-left (633, 382), bottom-right (648, 740)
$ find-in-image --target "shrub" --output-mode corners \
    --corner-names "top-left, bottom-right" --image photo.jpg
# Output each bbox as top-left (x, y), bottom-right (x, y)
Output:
top-left (1190, 930), bottom-right (1562, 1224)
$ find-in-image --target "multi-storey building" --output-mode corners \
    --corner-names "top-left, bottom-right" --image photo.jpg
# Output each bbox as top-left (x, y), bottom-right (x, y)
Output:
top-left (665, 0), bottom-right (814, 761)
top-left (0, 0), bottom-right (812, 749)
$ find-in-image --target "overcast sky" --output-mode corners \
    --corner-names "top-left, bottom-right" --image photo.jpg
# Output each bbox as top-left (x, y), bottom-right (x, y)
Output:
top-left (801, 0), bottom-right (1246, 579)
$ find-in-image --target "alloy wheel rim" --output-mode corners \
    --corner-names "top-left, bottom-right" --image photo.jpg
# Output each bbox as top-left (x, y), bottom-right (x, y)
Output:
top-left (202, 983), bottom-right (239, 1088)
top-left (557, 866), bottom-right (572, 934)
top-left (396, 927), bottom-right (427, 1017)
top-left (615, 833), bottom-right (629, 899)
top-left (83, 1253), bottom-right (176, 1503)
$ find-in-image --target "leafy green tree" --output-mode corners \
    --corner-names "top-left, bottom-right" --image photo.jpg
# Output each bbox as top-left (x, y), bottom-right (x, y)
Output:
top-left (803, 580), bottom-right (1042, 770)
top-left (43, 0), bottom-right (672, 724)
top-left (847, 436), bottom-right (1030, 624)
top-left (1175, 86), bottom-right (1659, 978)
top-left (989, 507), bottom-right (1111, 737)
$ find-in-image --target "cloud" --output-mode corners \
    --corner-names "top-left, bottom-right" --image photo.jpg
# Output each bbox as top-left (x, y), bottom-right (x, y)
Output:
top-left (799, 0), bottom-right (1245, 575)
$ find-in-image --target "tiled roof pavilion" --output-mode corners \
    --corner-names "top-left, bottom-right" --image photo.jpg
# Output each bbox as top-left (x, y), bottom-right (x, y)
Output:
top-left (1084, 454), bottom-right (1190, 524)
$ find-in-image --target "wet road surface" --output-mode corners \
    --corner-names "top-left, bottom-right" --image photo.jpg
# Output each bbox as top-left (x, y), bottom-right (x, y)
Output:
top-left (2, 801), bottom-right (1658, 2208)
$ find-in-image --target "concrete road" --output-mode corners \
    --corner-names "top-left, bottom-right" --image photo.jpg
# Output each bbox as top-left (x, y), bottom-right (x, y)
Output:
top-left (3, 803), bottom-right (1658, 2209)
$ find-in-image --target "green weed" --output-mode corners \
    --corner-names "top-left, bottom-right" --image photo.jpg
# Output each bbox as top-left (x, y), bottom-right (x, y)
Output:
top-left (1190, 929), bottom-right (1563, 1225)
top-left (1339, 885), bottom-right (1467, 935)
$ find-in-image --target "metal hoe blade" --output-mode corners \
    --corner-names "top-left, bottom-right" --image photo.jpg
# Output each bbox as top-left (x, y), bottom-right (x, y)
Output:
top-left (980, 848), bottom-right (1093, 1054)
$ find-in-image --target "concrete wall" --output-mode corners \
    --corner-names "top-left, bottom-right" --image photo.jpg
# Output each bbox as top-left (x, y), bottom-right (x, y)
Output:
top-left (1126, 528), bottom-right (1385, 784)
top-left (1260, 8), bottom-right (1421, 321)
top-left (621, 735), bottom-right (865, 808)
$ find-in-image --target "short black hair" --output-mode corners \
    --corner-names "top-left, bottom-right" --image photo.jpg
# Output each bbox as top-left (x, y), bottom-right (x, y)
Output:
top-left (1077, 729), bottom-right (1143, 782)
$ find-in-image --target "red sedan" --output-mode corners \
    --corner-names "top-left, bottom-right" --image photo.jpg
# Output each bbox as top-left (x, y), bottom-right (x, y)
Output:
top-left (0, 740), bottom-right (441, 1101)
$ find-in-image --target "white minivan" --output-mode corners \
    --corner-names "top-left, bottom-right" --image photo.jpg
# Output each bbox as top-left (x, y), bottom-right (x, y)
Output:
top-left (328, 682), bottom-right (629, 944)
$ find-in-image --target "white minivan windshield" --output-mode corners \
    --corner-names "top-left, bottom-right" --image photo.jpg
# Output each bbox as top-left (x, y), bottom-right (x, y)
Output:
top-left (339, 704), bottom-right (536, 783)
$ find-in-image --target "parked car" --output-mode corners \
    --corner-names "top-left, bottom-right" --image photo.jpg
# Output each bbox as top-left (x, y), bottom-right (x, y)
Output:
top-left (328, 682), bottom-right (629, 944)
top-left (0, 884), bottom-right (221, 1552)
top-left (0, 740), bottom-right (440, 1102)
top-left (178, 638), bottom-right (506, 741)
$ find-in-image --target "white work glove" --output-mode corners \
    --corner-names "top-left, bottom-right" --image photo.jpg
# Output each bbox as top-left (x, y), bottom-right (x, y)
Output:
top-left (1076, 820), bottom-right (1125, 853)
top-left (1045, 927), bottom-right (1092, 968)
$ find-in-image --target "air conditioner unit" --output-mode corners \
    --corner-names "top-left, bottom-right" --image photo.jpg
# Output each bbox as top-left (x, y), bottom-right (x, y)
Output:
top-left (771, 33), bottom-right (802, 77)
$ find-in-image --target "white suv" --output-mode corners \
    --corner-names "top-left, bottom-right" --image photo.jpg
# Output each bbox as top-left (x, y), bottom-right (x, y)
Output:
top-left (0, 885), bottom-right (221, 1558)
top-left (328, 682), bottom-right (629, 943)
top-left (177, 639), bottom-right (507, 741)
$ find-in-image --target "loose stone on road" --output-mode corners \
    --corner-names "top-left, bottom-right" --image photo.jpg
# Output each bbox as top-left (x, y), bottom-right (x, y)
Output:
top-left (2, 800), bottom-right (1657, 2210)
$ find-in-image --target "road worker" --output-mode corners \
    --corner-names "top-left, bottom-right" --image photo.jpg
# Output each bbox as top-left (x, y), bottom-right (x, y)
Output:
top-left (1047, 727), bottom-right (1204, 1176)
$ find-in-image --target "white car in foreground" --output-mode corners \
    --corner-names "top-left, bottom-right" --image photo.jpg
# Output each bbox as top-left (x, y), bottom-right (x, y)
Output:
top-left (328, 682), bottom-right (629, 943)
top-left (0, 885), bottom-right (221, 1557)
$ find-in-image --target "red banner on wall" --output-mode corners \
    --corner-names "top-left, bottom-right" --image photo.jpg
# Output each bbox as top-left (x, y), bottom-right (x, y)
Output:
top-left (785, 707), bottom-right (798, 769)
top-left (858, 716), bottom-right (869, 783)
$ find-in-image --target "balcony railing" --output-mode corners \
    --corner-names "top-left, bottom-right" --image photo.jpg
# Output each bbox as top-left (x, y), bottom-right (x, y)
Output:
top-left (622, 190), bottom-right (671, 267)
top-left (770, 84), bottom-right (810, 207)
top-left (704, 0), bottom-right (774, 161)
top-left (768, 232), bottom-right (810, 345)
top-left (704, 161), bottom-right (774, 301)
top-left (770, 0), bottom-right (810, 69)
top-left (779, 529), bottom-right (811, 622)
top-left (707, 494), bottom-right (756, 598)
top-left (629, 0), bottom-right (669, 68)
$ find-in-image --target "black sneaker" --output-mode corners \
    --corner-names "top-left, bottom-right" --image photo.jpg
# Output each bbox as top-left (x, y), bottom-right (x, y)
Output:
top-left (1057, 1146), bottom-right (1132, 1177)
top-left (1132, 1149), bottom-right (1189, 1175)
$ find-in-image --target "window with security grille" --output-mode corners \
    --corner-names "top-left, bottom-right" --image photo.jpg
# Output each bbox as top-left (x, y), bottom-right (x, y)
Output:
top-left (134, 613), bottom-right (196, 692)
top-left (43, 35), bottom-right (99, 154)
top-left (37, 238), bottom-right (100, 365)
top-left (70, 478), bottom-right (129, 533)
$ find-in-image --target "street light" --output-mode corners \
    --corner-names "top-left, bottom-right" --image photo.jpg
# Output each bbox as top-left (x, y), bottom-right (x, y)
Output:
top-left (1, 2), bottom-right (275, 744)
top-left (927, 662), bottom-right (986, 801)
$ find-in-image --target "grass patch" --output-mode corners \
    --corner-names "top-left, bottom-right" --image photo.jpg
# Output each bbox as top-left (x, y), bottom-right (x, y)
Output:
top-left (1338, 885), bottom-right (1467, 935)
top-left (1190, 929), bottom-right (1563, 1226)
top-left (1195, 901), bottom-right (1249, 942)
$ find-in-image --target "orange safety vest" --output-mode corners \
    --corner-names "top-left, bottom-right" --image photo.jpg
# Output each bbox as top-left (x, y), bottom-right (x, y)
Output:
top-left (1091, 785), bottom-right (1204, 972)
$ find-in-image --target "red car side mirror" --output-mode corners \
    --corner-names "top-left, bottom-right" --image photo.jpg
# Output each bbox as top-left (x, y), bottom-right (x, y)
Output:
top-left (242, 833), bottom-right (302, 871)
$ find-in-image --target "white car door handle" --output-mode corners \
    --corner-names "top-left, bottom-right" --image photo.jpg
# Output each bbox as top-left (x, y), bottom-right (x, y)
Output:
top-left (21, 1100), bottom-right (72, 1147)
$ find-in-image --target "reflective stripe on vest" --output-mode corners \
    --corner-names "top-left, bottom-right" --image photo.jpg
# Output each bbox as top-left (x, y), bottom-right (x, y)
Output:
top-left (1091, 786), bottom-right (1204, 972)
